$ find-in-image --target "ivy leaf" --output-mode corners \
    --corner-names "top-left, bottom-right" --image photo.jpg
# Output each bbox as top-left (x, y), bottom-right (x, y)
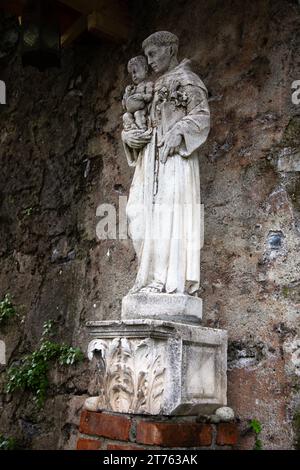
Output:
top-left (250, 419), bottom-right (262, 435)
top-left (5, 321), bottom-right (84, 407)
top-left (0, 294), bottom-right (17, 326)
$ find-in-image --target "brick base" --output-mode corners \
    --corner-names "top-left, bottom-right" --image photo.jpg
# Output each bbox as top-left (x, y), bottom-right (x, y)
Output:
top-left (76, 410), bottom-right (239, 450)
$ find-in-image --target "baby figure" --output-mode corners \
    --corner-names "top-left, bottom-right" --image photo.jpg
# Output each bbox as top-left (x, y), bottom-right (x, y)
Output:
top-left (122, 55), bottom-right (153, 131)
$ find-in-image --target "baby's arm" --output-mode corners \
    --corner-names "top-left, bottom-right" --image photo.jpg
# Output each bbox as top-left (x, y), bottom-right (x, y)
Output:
top-left (131, 93), bottom-right (146, 101)
top-left (143, 81), bottom-right (154, 103)
top-left (122, 85), bottom-right (134, 110)
top-left (124, 85), bottom-right (134, 100)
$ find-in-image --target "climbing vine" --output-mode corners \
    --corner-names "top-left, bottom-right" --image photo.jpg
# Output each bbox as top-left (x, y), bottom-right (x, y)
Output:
top-left (0, 293), bottom-right (17, 326)
top-left (6, 320), bottom-right (84, 407)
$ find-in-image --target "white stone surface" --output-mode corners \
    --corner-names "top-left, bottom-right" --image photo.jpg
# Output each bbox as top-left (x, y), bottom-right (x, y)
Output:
top-left (121, 292), bottom-right (202, 323)
top-left (85, 319), bottom-right (227, 416)
top-left (283, 337), bottom-right (300, 376)
top-left (0, 340), bottom-right (5, 365)
top-left (215, 406), bottom-right (235, 421)
top-left (277, 148), bottom-right (300, 172)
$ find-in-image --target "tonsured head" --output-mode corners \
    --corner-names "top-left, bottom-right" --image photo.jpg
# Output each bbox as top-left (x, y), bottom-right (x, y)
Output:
top-left (142, 31), bottom-right (179, 74)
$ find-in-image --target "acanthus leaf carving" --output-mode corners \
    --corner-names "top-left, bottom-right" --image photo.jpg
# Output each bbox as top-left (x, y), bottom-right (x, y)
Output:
top-left (88, 337), bottom-right (166, 414)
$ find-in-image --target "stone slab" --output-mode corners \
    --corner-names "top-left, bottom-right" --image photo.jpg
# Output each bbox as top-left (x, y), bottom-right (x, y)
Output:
top-left (121, 293), bottom-right (202, 323)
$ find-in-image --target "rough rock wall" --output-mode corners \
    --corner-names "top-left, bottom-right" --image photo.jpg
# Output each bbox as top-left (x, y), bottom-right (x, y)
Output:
top-left (0, 0), bottom-right (300, 450)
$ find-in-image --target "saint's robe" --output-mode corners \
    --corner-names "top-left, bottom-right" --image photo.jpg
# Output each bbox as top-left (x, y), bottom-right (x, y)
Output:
top-left (123, 59), bottom-right (210, 294)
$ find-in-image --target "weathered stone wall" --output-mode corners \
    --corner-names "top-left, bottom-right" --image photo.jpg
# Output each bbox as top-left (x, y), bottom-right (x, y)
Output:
top-left (0, 0), bottom-right (299, 450)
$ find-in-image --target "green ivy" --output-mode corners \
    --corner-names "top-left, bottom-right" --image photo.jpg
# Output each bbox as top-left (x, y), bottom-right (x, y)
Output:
top-left (249, 419), bottom-right (263, 450)
top-left (6, 320), bottom-right (84, 407)
top-left (0, 434), bottom-right (16, 450)
top-left (0, 293), bottom-right (17, 326)
top-left (22, 207), bottom-right (33, 217)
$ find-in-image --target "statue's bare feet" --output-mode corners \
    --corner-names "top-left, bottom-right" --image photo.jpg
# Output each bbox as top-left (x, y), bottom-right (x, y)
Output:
top-left (139, 281), bottom-right (164, 294)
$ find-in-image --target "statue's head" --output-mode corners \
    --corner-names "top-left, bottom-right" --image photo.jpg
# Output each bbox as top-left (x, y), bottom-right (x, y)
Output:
top-left (127, 55), bottom-right (148, 84)
top-left (142, 31), bottom-right (179, 74)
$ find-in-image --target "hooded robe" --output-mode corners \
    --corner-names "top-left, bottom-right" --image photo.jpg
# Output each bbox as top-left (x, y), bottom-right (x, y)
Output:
top-left (123, 59), bottom-right (210, 294)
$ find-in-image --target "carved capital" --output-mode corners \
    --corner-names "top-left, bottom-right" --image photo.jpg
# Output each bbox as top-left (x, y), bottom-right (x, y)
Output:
top-left (87, 337), bottom-right (165, 414)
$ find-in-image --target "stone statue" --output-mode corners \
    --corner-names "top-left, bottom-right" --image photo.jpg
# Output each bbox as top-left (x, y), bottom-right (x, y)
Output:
top-left (122, 56), bottom-right (154, 131)
top-left (85, 33), bottom-right (227, 416)
top-left (122, 31), bottom-right (210, 296)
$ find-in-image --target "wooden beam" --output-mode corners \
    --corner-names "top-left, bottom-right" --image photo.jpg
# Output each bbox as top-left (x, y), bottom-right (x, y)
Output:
top-left (57, 2), bottom-right (82, 35)
top-left (88, 10), bottom-right (129, 42)
top-left (61, 14), bottom-right (87, 46)
top-left (0, 0), bottom-right (131, 45)
top-left (59, 0), bottom-right (102, 15)
top-left (59, 0), bottom-right (131, 41)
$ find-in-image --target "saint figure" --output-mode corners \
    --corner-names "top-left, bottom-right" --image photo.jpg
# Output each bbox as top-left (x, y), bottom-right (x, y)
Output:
top-left (122, 31), bottom-right (210, 295)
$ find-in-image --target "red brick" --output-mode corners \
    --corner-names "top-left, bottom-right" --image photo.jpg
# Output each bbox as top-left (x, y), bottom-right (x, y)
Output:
top-left (79, 410), bottom-right (131, 441)
top-left (136, 421), bottom-right (212, 447)
top-left (107, 444), bottom-right (144, 451)
top-left (216, 423), bottom-right (239, 446)
top-left (76, 438), bottom-right (102, 450)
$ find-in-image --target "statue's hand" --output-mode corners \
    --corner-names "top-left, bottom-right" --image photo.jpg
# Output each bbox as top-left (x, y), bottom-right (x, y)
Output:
top-left (158, 132), bottom-right (182, 164)
top-left (122, 129), bottom-right (152, 149)
top-left (130, 93), bottom-right (145, 101)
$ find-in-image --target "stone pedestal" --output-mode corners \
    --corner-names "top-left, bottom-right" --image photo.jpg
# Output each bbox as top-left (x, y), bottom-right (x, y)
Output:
top-left (85, 318), bottom-right (227, 416)
top-left (122, 293), bottom-right (202, 323)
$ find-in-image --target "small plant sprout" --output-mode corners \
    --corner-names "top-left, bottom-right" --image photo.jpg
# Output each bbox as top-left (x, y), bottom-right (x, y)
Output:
top-left (249, 419), bottom-right (263, 450)
top-left (22, 207), bottom-right (34, 217)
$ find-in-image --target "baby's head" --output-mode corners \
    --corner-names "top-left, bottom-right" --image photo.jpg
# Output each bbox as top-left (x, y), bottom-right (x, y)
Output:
top-left (127, 56), bottom-right (148, 85)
